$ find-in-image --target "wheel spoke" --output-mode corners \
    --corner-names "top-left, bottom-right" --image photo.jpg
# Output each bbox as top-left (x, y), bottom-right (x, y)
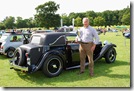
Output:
top-left (47, 58), bottom-right (61, 74)
top-left (107, 49), bottom-right (116, 62)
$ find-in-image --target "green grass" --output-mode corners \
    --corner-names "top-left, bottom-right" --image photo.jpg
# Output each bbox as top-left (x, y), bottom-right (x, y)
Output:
top-left (0, 32), bottom-right (130, 87)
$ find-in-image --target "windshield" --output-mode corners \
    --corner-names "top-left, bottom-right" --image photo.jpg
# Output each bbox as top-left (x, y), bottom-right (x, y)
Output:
top-left (0, 35), bottom-right (8, 41)
top-left (31, 36), bottom-right (41, 44)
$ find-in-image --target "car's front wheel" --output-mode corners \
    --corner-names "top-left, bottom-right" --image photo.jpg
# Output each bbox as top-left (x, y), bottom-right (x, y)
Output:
top-left (42, 55), bottom-right (63, 77)
top-left (105, 47), bottom-right (116, 63)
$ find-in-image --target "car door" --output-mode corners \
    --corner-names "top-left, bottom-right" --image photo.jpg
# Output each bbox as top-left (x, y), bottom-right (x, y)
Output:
top-left (66, 34), bottom-right (80, 67)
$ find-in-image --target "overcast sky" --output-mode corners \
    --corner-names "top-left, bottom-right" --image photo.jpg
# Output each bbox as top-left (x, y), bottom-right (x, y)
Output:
top-left (0, 0), bottom-right (131, 21)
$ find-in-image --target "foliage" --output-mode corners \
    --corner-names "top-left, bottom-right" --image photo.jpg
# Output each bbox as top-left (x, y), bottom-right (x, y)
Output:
top-left (64, 7), bottom-right (130, 27)
top-left (2, 16), bottom-right (15, 29)
top-left (87, 16), bottom-right (94, 26)
top-left (34, 1), bottom-right (60, 29)
top-left (16, 17), bottom-right (27, 28)
top-left (0, 22), bottom-right (5, 30)
top-left (75, 16), bottom-right (82, 27)
top-left (121, 13), bottom-right (130, 25)
top-left (122, 14), bottom-right (130, 25)
top-left (61, 13), bottom-right (71, 26)
top-left (15, 17), bottom-right (36, 28)
top-left (85, 11), bottom-right (97, 19)
top-left (93, 16), bottom-right (105, 26)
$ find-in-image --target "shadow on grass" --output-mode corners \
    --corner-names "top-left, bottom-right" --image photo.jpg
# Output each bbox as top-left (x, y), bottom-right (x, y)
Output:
top-left (15, 59), bottom-right (130, 86)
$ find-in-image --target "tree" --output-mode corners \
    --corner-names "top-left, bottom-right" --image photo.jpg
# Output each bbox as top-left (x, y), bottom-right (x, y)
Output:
top-left (16, 17), bottom-right (23, 28)
top-left (61, 13), bottom-right (70, 26)
top-left (93, 16), bottom-right (105, 26)
top-left (3, 16), bottom-right (15, 29)
top-left (112, 10), bottom-right (120, 25)
top-left (121, 7), bottom-right (130, 25)
top-left (35, 1), bottom-right (60, 29)
top-left (87, 16), bottom-right (94, 26)
top-left (0, 22), bottom-right (5, 30)
top-left (101, 10), bottom-right (112, 26)
top-left (16, 17), bottom-right (35, 28)
top-left (16, 17), bottom-right (28, 28)
top-left (86, 11), bottom-right (96, 19)
top-left (75, 16), bottom-right (82, 27)
top-left (68, 12), bottom-right (77, 25)
top-left (121, 13), bottom-right (130, 25)
top-left (26, 17), bottom-right (35, 28)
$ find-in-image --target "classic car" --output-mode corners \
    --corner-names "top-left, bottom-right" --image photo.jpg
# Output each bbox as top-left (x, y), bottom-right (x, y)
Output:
top-left (0, 30), bottom-right (5, 38)
top-left (123, 31), bottom-right (130, 39)
top-left (10, 32), bottom-right (117, 77)
top-left (0, 31), bottom-right (31, 58)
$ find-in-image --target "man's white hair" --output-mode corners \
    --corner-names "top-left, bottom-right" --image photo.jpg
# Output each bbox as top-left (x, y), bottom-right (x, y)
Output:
top-left (82, 17), bottom-right (89, 24)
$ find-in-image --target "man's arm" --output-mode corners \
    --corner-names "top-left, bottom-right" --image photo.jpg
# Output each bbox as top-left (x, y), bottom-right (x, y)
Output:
top-left (91, 28), bottom-right (100, 52)
top-left (93, 28), bottom-right (100, 44)
top-left (91, 43), bottom-right (96, 52)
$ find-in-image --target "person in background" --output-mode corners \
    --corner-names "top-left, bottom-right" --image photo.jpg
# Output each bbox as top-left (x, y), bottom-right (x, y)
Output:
top-left (11, 36), bottom-right (17, 42)
top-left (75, 17), bottom-right (99, 77)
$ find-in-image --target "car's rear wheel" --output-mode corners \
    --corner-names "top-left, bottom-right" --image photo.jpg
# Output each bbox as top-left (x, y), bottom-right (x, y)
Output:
top-left (105, 47), bottom-right (116, 63)
top-left (7, 49), bottom-right (15, 58)
top-left (42, 55), bottom-right (63, 77)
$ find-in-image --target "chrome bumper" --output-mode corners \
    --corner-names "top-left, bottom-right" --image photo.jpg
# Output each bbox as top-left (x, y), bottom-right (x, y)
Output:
top-left (0, 49), bottom-right (6, 55)
top-left (10, 60), bottom-right (28, 72)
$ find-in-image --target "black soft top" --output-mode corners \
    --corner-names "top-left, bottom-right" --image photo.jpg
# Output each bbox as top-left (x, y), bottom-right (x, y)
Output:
top-left (32, 32), bottom-right (76, 45)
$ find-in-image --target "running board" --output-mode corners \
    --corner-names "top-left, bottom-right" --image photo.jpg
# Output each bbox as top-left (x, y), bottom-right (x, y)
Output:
top-left (66, 63), bottom-right (89, 70)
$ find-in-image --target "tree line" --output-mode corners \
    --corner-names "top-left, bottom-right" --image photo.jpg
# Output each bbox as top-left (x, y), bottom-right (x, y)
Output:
top-left (0, 1), bottom-right (130, 30)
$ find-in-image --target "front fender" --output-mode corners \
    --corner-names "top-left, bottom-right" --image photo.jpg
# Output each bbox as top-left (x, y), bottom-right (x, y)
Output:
top-left (94, 43), bottom-right (116, 61)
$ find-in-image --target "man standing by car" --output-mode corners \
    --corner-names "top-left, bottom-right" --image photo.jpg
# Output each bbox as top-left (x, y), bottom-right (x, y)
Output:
top-left (75, 17), bottom-right (99, 76)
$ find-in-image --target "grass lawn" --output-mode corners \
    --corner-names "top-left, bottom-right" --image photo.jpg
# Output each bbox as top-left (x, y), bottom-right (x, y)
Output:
top-left (0, 32), bottom-right (130, 87)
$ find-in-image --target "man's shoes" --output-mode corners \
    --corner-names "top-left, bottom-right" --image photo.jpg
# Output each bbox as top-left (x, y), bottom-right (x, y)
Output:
top-left (77, 71), bottom-right (84, 75)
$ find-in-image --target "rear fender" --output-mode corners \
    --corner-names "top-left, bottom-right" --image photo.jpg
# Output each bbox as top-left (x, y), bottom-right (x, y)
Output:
top-left (5, 47), bottom-right (15, 53)
top-left (94, 43), bottom-right (116, 61)
top-left (33, 50), bottom-right (66, 72)
top-left (45, 50), bottom-right (66, 63)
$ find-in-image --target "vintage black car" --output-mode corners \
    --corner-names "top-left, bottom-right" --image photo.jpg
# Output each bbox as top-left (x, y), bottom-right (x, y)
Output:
top-left (10, 32), bottom-right (117, 77)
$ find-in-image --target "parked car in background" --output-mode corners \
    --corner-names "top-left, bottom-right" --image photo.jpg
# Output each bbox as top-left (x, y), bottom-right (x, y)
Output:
top-left (57, 26), bottom-right (74, 32)
top-left (0, 30), bottom-right (5, 38)
top-left (122, 30), bottom-right (130, 39)
top-left (123, 32), bottom-right (130, 39)
top-left (0, 31), bottom-right (31, 58)
top-left (112, 29), bottom-right (118, 32)
top-left (10, 32), bottom-right (117, 77)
